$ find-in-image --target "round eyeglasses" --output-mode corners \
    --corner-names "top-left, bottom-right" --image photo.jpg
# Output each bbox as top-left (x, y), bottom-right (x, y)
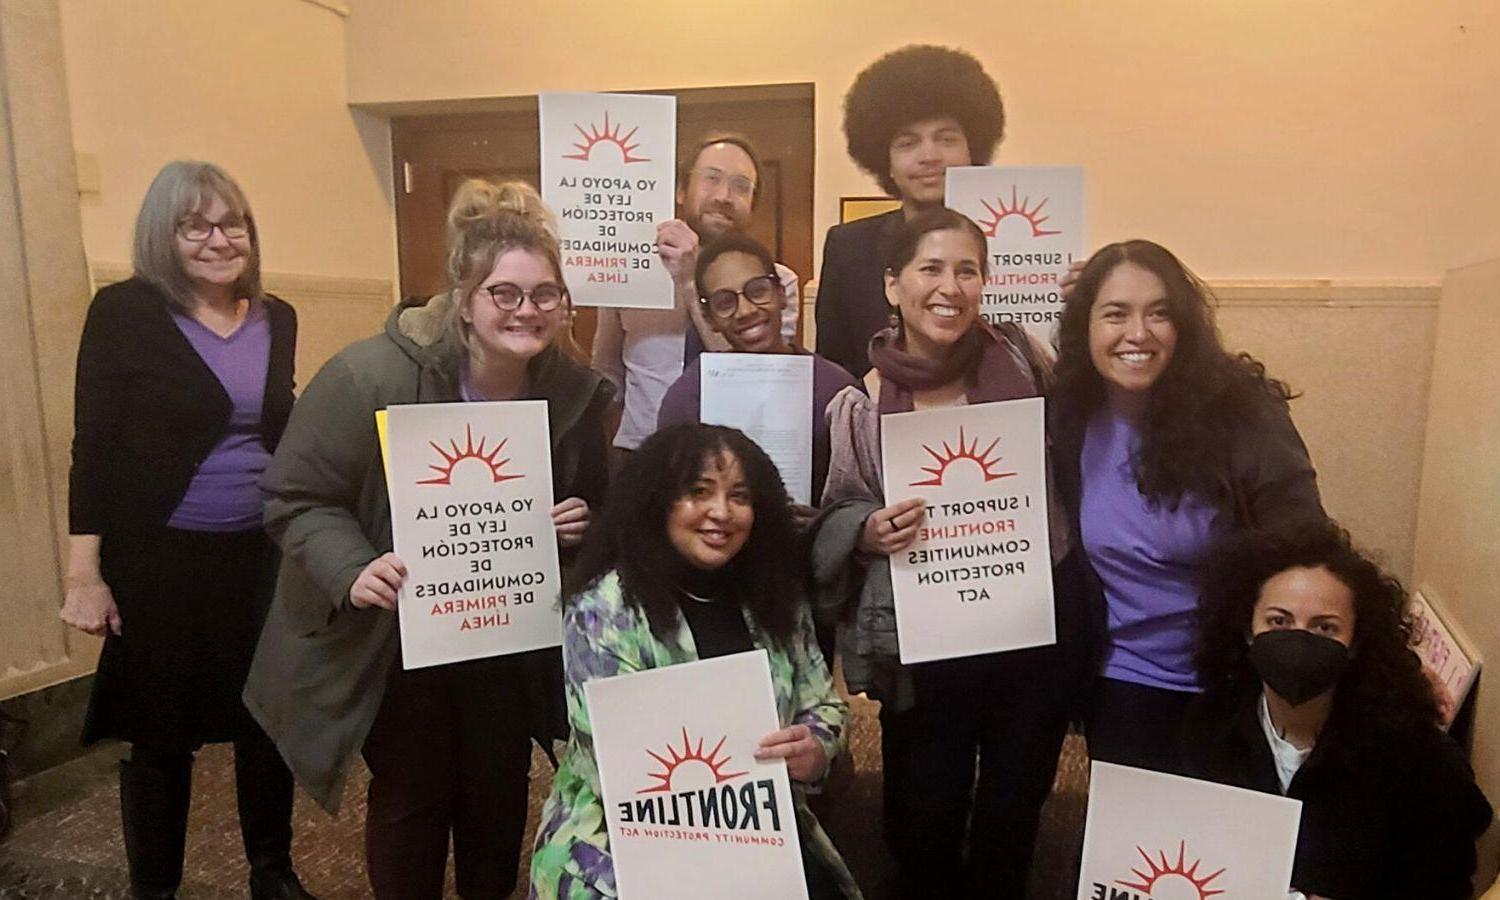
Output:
top-left (484, 282), bottom-right (568, 312)
top-left (700, 274), bottom-right (780, 320)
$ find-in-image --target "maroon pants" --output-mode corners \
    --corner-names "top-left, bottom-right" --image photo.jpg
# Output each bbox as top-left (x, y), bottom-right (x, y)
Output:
top-left (362, 655), bottom-right (534, 899)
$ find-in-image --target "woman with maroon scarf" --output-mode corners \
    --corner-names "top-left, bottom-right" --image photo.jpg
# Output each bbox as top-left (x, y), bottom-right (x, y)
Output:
top-left (810, 208), bottom-right (1085, 894)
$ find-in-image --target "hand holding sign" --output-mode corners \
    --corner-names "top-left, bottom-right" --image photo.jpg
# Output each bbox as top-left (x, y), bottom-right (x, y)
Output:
top-left (551, 497), bottom-right (590, 548)
top-left (858, 497), bottom-right (928, 556)
top-left (656, 219), bottom-right (699, 287)
top-left (349, 552), bottom-right (406, 611)
top-left (754, 724), bottom-right (827, 783)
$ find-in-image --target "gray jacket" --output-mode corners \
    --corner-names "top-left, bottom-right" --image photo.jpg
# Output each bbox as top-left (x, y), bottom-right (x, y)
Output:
top-left (243, 293), bottom-right (611, 811)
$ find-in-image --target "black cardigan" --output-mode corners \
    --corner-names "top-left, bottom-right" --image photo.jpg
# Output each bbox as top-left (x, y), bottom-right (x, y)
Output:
top-left (813, 209), bottom-right (903, 378)
top-left (1182, 687), bottom-right (1492, 899)
top-left (69, 277), bottom-right (296, 536)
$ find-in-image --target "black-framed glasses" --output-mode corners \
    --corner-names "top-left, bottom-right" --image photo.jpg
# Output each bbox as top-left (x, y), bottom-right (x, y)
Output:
top-left (484, 282), bottom-right (567, 312)
top-left (177, 216), bottom-right (250, 242)
top-left (700, 274), bottom-right (780, 320)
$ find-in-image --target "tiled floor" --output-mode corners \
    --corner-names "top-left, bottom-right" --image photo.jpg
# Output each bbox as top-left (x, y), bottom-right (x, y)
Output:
top-left (0, 692), bottom-right (1087, 899)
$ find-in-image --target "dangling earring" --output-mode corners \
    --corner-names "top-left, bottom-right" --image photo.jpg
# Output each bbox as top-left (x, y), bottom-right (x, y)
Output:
top-left (887, 307), bottom-right (901, 331)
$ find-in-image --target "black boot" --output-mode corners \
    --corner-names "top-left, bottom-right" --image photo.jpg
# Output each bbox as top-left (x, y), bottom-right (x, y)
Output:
top-left (119, 753), bottom-right (192, 900)
top-left (236, 731), bottom-right (318, 900)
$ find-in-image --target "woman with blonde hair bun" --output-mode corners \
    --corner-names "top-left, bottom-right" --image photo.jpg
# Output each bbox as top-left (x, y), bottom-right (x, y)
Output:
top-left (245, 179), bottom-right (613, 898)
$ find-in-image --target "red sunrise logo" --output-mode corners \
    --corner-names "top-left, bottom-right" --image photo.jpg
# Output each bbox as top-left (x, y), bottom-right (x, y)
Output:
top-left (1117, 840), bottom-right (1226, 899)
top-left (976, 185), bottom-right (1062, 238)
top-left (416, 424), bottom-right (524, 486)
top-left (910, 426), bottom-right (1017, 487)
top-left (638, 727), bottom-right (748, 795)
top-left (563, 111), bottom-right (651, 164)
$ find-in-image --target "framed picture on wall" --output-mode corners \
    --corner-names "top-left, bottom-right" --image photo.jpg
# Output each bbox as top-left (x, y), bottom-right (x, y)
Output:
top-left (840, 196), bottom-right (900, 224)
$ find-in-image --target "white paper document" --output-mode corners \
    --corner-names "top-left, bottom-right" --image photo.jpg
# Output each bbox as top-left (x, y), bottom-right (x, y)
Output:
top-left (699, 353), bottom-right (815, 505)
top-left (585, 650), bottom-right (808, 900)
top-left (540, 91), bottom-right (676, 308)
top-left (880, 397), bottom-right (1055, 663)
top-left (385, 400), bottom-right (562, 669)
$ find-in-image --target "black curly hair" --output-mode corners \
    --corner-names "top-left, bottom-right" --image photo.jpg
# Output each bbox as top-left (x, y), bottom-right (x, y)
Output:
top-left (569, 423), bottom-right (803, 645)
top-left (1196, 520), bottom-right (1440, 737)
top-left (1051, 239), bottom-right (1295, 510)
top-left (694, 231), bottom-right (776, 300)
top-left (843, 45), bottom-right (1005, 196)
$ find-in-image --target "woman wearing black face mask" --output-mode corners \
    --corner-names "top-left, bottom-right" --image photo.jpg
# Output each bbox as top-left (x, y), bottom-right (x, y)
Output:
top-left (1184, 521), bottom-right (1491, 900)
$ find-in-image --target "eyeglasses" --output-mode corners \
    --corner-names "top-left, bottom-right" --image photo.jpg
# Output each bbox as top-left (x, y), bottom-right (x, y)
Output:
top-left (700, 274), bottom-right (780, 320)
top-left (692, 167), bottom-right (755, 199)
top-left (483, 282), bottom-right (568, 312)
top-left (177, 216), bottom-right (250, 242)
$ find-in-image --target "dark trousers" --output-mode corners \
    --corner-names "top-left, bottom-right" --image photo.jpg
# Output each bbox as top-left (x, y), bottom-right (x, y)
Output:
top-left (1085, 677), bottom-right (1197, 775)
top-left (361, 656), bottom-right (534, 900)
top-left (879, 647), bottom-right (1070, 897)
top-left (123, 725), bottom-right (295, 892)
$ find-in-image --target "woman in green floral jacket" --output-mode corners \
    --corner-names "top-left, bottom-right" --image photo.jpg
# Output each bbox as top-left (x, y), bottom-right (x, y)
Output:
top-left (529, 424), bottom-right (862, 899)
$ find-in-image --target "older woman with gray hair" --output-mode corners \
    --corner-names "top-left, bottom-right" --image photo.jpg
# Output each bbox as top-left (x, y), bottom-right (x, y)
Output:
top-left (244, 179), bottom-right (612, 898)
top-left (61, 161), bottom-right (313, 899)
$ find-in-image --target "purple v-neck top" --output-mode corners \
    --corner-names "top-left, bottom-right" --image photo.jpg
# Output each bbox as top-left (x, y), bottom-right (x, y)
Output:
top-left (167, 300), bottom-right (273, 532)
top-left (1079, 406), bottom-right (1221, 692)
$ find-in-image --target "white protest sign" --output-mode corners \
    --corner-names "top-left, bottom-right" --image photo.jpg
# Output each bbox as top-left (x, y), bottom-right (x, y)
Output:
top-left (385, 400), bottom-right (561, 670)
top-left (1079, 762), bottom-right (1302, 900)
top-left (700, 353), bottom-right (815, 506)
top-left (880, 397), bottom-right (1054, 663)
top-left (945, 165), bottom-right (1085, 343)
top-left (540, 92), bottom-right (676, 308)
top-left (585, 650), bottom-right (807, 900)
top-left (1409, 589), bottom-right (1482, 730)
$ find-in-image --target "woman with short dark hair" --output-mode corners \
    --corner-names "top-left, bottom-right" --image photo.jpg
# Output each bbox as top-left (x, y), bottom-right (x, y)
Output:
top-left (530, 424), bottom-right (860, 899)
top-left (61, 160), bottom-right (312, 899)
top-left (1051, 239), bottom-right (1327, 775)
top-left (816, 44), bottom-right (1005, 378)
top-left (811, 207), bottom-right (1082, 894)
top-left (1185, 520), bottom-right (1492, 899)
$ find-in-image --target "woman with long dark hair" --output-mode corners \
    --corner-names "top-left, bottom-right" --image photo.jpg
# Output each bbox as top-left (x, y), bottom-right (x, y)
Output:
top-left (529, 424), bottom-right (860, 899)
top-left (1185, 520), bottom-right (1491, 899)
top-left (61, 161), bottom-right (312, 899)
top-left (1051, 239), bottom-right (1326, 774)
top-left (810, 207), bottom-right (1081, 894)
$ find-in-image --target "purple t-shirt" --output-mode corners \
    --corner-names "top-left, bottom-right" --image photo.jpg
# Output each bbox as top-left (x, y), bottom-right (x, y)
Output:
top-left (1079, 406), bottom-right (1221, 692)
top-left (167, 300), bottom-right (272, 532)
top-left (656, 350), bottom-right (857, 504)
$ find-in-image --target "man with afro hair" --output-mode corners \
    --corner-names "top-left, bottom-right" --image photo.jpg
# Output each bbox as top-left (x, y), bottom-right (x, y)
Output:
top-left (814, 45), bottom-right (1004, 378)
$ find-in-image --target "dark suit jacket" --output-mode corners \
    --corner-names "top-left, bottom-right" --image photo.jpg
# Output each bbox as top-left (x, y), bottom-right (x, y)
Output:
top-left (69, 277), bottom-right (297, 537)
top-left (1183, 686), bottom-right (1492, 899)
top-left (814, 209), bottom-right (903, 378)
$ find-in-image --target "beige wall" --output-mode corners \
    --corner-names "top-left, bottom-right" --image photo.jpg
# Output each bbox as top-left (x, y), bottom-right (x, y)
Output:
top-left (1413, 257), bottom-right (1500, 893)
top-left (0, 0), bottom-right (98, 700)
top-left (1214, 285), bottom-right (1439, 580)
top-left (346, 0), bottom-right (1500, 282)
top-left (59, 0), bottom-right (396, 285)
